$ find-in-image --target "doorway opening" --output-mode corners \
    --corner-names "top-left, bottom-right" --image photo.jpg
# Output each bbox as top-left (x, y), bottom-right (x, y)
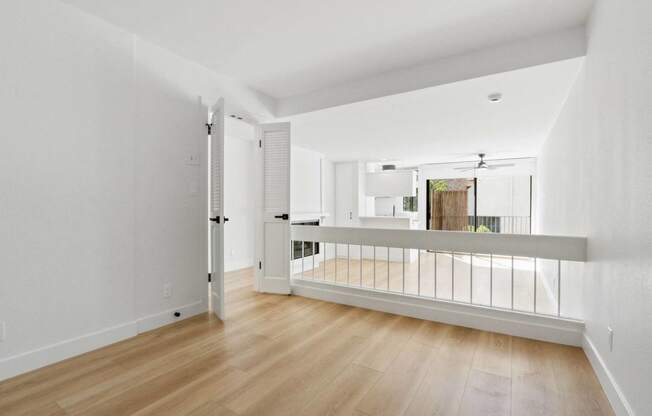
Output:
top-left (207, 105), bottom-right (257, 320)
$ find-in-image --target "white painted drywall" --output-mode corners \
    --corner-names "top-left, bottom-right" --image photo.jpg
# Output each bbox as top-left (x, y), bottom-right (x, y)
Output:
top-left (133, 37), bottom-right (209, 323)
top-left (0, 0), bottom-right (137, 369)
top-left (291, 146), bottom-right (323, 215)
top-left (0, 0), bottom-right (271, 381)
top-left (224, 121), bottom-right (255, 272)
top-left (536, 0), bottom-right (652, 414)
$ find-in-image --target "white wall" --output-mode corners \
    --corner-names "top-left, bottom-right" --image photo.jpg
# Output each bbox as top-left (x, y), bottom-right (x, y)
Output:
top-left (536, 1), bottom-right (652, 414)
top-left (322, 159), bottom-right (336, 226)
top-left (291, 145), bottom-right (323, 215)
top-left (0, 0), bottom-right (269, 381)
top-left (133, 38), bottom-right (209, 324)
top-left (224, 120), bottom-right (255, 272)
top-left (290, 147), bottom-right (335, 262)
top-left (0, 0), bottom-right (137, 374)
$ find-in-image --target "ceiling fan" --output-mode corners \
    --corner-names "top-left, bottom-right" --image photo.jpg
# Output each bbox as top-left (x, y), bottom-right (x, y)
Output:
top-left (453, 153), bottom-right (515, 172)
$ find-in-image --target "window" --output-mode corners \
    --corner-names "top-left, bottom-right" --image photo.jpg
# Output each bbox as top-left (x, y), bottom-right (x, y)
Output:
top-left (403, 188), bottom-right (418, 212)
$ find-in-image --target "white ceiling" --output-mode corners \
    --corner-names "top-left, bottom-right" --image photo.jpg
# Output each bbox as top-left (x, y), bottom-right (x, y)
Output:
top-left (63, 0), bottom-right (592, 99)
top-left (287, 58), bottom-right (583, 165)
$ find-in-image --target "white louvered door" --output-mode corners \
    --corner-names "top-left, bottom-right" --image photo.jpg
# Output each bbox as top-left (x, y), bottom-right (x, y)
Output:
top-left (255, 122), bottom-right (291, 294)
top-left (209, 99), bottom-right (225, 319)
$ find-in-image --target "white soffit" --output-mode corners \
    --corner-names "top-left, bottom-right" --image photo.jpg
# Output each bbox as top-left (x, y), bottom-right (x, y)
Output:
top-left (286, 58), bottom-right (584, 165)
top-left (62, 0), bottom-right (592, 114)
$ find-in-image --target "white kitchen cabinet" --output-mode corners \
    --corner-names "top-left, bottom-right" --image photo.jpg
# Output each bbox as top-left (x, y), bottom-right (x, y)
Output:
top-left (335, 162), bottom-right (362, 227)
top-left (365, 170), bottom-right (416, 197)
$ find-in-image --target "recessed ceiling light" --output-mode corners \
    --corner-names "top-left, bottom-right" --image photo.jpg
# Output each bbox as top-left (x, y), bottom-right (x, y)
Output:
top-left (488, 93), bottom-right (502, 103)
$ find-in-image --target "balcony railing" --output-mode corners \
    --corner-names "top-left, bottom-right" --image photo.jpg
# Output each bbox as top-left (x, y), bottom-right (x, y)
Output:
top-left (290, 225), bottom-right (586, 319)
top-left (430, 215), bottom-right (531, 234)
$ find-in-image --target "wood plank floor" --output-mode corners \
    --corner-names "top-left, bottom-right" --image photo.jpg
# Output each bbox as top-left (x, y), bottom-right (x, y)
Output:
top-left (0, 267), bottom-right (613, 416)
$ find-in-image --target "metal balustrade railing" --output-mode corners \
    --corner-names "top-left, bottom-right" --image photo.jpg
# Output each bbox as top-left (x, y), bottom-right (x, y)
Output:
top-left (290, 226), bottom-right (586, 319)
top-left (431, 215), bottom-right (531, 234)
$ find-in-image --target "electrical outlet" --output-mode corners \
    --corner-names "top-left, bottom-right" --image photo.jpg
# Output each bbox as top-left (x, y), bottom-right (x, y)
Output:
top-left (230, 249), bottom-right (235, 257)
top-left (608, 326), bottom-right (614, 351)
top-left (163, 283), bottom-right (172, 299)
top-left (0, 321), bottom-right (6, 342)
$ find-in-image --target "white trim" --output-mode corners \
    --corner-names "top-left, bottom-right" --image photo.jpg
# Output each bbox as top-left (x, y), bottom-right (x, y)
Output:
top-left (212, 290), bottom-right (221, 318)
top-left (136, 299), bottom-right (207, 334)
top-left (0, 299), bottom-right (208, 382)
top-left (291, 225), bottom-right (587, 261)
top-left (277, 27), bottom-right (586, 116)
top-left (291, 278), bottom-right (584, 346)
top-left (260, 276), bottom-right (292, 294)
top-left (583, 334), bottom-right (634, 416)
top-left (0, 321), bottom-right (137, 382)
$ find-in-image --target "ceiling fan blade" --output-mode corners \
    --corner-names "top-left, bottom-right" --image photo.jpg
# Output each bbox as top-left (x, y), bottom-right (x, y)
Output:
top-left (487, 163), bottom-right (516, 169)
top-left (453, 166), bottom-right (476, 171)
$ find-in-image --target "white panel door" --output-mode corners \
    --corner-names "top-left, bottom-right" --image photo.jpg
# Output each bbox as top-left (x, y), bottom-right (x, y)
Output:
top-left (209, 99), bottom-right (225, 319)
top-left (255, 122), bottom-right (291, 294)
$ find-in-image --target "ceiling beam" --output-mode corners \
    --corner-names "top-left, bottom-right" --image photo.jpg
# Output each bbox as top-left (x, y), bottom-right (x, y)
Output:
top-left (277, 26), bottom-right (586, 117)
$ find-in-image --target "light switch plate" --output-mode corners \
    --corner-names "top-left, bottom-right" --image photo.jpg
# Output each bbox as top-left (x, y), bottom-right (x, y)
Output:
top-left (185, 154), bottom-right (200, 166)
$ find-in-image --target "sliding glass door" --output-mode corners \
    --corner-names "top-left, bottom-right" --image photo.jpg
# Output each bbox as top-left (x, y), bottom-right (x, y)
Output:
top-left (426, 175), bottom-right (531, 234)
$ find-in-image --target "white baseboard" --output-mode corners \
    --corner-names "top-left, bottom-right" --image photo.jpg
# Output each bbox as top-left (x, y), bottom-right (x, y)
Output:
top-left (0, 299), bottom-right (207, 383)
top-left (0, 321), bottom-right (137, 382)
top-left (583, 334), bottom-right (634, 416)
top-left (259, 276), bottom-right (292, 295)
top-left (291, 279), bottom-right (584, 346)
top-left (136, 299), bottom-right (207, 334)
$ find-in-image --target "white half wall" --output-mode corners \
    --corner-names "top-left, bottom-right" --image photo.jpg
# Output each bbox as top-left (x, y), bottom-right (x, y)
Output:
top-left (536, 1), bottom-right (652, 414)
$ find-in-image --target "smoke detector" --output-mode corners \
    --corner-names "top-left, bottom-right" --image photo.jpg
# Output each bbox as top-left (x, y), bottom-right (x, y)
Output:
top-left (488, 93), bottom-right (502, 103)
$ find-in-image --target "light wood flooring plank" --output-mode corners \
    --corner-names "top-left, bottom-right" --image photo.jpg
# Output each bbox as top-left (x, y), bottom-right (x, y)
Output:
top-left (0, 267), bottom-right (614, 416)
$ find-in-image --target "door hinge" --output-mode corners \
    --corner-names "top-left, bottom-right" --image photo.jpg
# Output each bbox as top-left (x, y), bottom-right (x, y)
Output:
top-left (206, 123), bottom-right (213, 135)
top-left (258, 139), bottom-right (262, 148)
top-left (258, 261), bottom-right (262, 270)
top-left (208, 273), bottom-right (212, 283)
